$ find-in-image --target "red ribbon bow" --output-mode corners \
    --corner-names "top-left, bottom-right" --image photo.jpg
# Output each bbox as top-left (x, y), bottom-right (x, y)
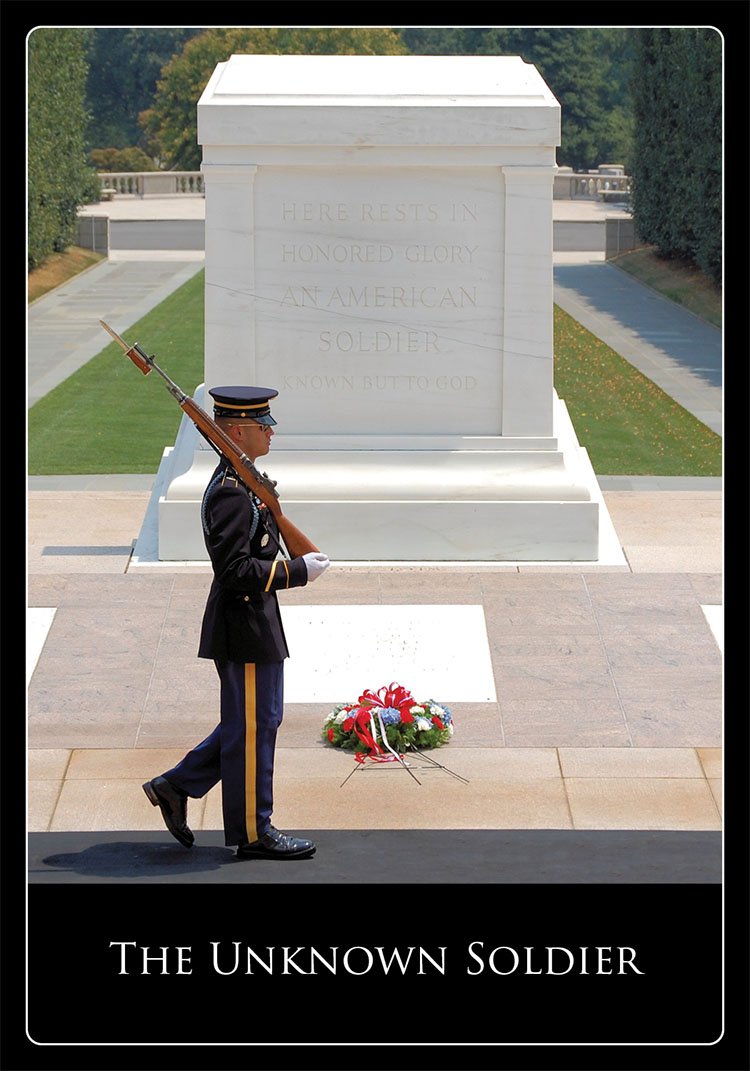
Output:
top-left (348, 683), bottom-right (417, 761)
top-left (358, 682), bottom-right (415, 721)
top-left (349, 706), bottom-right (383, 759)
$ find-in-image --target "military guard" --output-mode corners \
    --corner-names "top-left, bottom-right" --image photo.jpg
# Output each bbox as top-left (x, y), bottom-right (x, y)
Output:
top-left (143, 386), bottom-right (330, 859)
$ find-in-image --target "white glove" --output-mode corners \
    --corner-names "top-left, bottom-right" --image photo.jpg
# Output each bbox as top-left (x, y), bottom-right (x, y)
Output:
top-left (302, 551), bottom-right (330, 582)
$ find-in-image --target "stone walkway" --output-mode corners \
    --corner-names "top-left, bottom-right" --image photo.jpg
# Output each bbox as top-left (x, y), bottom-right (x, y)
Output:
top-left (27, 257), bottom-right (203, 408)
top-left (553, 263), bottom-right (722, 436)
top-left (27, 488), bottom-right (722, 838)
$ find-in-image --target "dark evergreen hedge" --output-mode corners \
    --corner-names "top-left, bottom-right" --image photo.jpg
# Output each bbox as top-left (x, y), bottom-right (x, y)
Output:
top-left (28, 28), bottom-right (99, 270)
top-left (631, 29), bottom-right (721, 285)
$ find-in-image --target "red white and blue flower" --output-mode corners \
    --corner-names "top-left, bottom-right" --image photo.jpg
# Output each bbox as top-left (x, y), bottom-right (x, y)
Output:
top-left (322, 682), bottom-right (454, 762)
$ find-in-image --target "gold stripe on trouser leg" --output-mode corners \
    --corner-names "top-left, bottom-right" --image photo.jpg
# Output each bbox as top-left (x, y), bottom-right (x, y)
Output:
top-left (244, 664), bottom-right (258, 843)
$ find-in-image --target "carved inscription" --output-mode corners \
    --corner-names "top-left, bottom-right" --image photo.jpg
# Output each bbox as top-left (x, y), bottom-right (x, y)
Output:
top-left (280, 201), bottom-right (478, 223)
top-left (273, 202), bottom-right (486, 356)
top-left (280, 287), bottom-right (477, 309)
top-left (282, 375), bottom-right (478, 391)
top-left (280, 244), bottom-right (478, 263)
top-left (318, 331), bottom-right (440, 354)
top-left (254, 169), bottom-right (503, 430)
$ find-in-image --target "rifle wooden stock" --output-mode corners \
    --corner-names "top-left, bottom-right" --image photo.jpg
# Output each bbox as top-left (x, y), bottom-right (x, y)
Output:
top-left (100, 320), bottom-right (319, 559)
top-left (271, 515), bottom-right (321, 562)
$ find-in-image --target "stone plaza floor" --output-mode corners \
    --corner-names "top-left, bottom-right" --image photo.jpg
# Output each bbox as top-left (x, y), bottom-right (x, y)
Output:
top-left (27, 485), bottom-right (722, 841)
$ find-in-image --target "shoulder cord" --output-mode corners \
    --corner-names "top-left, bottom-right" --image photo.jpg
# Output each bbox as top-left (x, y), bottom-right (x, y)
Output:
top-left (202, 467), bottom-right (288, 559)
top-left (200, 470), bottom-right (225, 538)
top-left (201, 467), bottom-right (260, 539)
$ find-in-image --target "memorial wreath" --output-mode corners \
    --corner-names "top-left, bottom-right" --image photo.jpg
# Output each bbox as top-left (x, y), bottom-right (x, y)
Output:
top-left (322, 682), bottom-right (454, 762)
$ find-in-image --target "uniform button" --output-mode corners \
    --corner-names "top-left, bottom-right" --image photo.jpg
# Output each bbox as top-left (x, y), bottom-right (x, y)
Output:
top-left (243, 596), bottom-right (250, 602)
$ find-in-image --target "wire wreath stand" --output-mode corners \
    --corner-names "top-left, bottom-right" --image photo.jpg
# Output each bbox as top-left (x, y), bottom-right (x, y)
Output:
top-left (339, 741), bottom-right (469, 788)
top-left (330, 685), bottom-right (469, 787)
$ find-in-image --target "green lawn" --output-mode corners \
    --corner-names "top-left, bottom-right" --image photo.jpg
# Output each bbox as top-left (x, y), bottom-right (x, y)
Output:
top-left (29, 271), bottom-right (205, 474)
top-left (553, 305), bottom-right (722, 475)
top-left (28, 270), bottom-right (722, 477)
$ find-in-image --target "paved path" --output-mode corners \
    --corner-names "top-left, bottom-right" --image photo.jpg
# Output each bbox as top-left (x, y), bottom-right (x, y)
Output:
top-left (554, 263), bottom-right (722, 436)
top-left (27, 256), bottom-right (203, 408)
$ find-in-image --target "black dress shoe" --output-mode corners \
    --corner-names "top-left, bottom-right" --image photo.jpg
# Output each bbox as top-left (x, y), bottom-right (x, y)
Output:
top-left (236, 826), bottom-right (316, 860)
top-left (143, 776), bottom-right (194, 848)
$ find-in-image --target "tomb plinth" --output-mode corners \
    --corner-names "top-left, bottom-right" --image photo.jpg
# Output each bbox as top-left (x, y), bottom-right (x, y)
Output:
top-left (155, 54), bottom-right (607, 561)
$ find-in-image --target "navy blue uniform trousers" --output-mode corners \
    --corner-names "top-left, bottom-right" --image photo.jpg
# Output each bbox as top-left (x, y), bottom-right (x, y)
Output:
top-left (163, 659), bottom-right (284, 846)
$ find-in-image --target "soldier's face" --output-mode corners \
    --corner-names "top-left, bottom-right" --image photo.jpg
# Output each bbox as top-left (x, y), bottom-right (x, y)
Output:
top-left (227, 421), bottom-right (274, 459)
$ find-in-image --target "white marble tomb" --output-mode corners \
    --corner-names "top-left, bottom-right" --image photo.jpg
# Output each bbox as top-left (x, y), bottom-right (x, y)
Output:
top-left (153, 54), bottom-right (610, 562)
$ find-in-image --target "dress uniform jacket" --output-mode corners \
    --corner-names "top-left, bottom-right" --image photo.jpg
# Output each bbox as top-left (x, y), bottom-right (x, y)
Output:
top-left (197, 461), bottom-right (309, 662)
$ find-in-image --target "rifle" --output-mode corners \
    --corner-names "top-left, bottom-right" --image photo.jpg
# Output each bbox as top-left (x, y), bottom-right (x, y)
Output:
top-left (99, 320), bottom-right (319, 559)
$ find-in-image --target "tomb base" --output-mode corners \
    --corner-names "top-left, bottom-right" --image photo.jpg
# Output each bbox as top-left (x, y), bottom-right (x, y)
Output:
top-left (139, 387), bottom-right (616, 564)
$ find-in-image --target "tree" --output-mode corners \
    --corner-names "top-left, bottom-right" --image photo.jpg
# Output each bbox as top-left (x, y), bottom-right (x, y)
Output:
top-left (85, 28), bottom-right (203, 150)
top-left (89, 147), bottom-right (158, 172)
top-left (28, 28), bottom-right (99, 269)
top-left (140, 27), bottom-right (408, 170)
top-left (631, 29), bottom-right (721, 284)
top-left (400, 27), bottom-right (493, 54)
top-left (400, 26), bottom-right (636, 172)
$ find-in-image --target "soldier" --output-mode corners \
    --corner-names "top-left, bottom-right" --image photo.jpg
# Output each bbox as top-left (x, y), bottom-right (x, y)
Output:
top-left (143, 386), bottom-right (330, 859)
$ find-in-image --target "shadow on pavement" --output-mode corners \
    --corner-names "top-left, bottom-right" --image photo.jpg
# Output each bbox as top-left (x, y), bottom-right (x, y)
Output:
top-left (38, 838), bottom-right (232, 878)
top-left (554, 263), bottom-right (722, 388)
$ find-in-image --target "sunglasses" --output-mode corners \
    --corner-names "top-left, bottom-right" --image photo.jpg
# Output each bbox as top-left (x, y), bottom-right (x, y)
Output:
top-left (227, 421), bottom-right (273, 430)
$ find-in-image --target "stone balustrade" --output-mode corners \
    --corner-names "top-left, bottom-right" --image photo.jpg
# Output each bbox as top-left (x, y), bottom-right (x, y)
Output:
top-left (553, 168), bottom-right (632, 201)
top-left (98, 172), bottom-right (204, 197)
top-left (98, 170), bottom-right (628, 203)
